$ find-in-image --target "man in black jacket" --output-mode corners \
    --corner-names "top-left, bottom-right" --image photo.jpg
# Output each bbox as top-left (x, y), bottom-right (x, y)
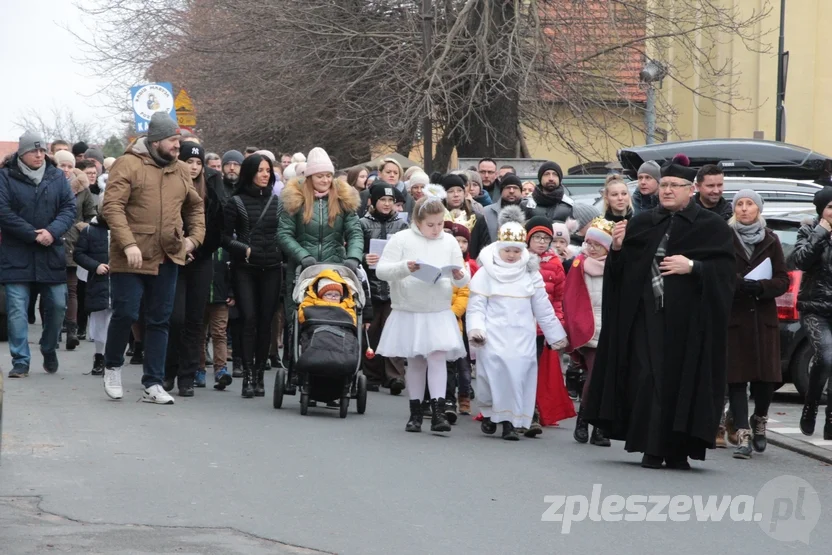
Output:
top-left (469, 174), bottom-right (534, 260)
top-left (525, 161), bottom-right (574, 223)
top-left (694, 164), bottom-right (732, 221)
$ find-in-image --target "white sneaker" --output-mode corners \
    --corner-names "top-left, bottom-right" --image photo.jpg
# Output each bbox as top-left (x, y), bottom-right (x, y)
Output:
top-left (142, 384), bottom-right (175, 405)
top-left (103, 367), bottom-right (123, 400)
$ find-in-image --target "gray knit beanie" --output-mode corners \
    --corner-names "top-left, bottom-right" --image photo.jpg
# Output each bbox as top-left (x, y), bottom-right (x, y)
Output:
top-left (17, 130), bottom-right (47, 156)
top-left (221, 150), bottom-right (244, 167)
top-left (146, 112), bottom-right (181, 143)
top-left (572, 203), bottom-right (602, 231)
top-left (637, 160), bottom-right (661, 183)
top-left (731, 189), bottom-right (764, 212)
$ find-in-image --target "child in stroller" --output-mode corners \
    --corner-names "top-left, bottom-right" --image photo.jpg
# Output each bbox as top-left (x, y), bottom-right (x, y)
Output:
top-left (287, 266), bottom-right (369, 416)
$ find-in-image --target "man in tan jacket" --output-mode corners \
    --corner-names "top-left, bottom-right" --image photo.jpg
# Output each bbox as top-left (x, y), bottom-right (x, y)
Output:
top-left (100, 112), bottom-right (205, 404)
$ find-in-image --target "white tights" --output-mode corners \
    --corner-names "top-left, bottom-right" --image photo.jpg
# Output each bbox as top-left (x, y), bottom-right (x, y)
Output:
top-left (406, 351), bottom-right (447, 401)
top-left (95, 341), bottom-right (105, 355)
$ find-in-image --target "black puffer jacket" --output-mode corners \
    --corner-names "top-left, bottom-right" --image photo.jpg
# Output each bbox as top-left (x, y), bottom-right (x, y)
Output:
top-left (73, 218), bottom-right (110, 313)
top-left (792, 218), bottom-right (832, 316)
top-left (359, 210), bottom-right (408, 302)
top-left (223, 183), bottom-right (282, 269)
top-left (694, 193), bottom-right (733, 221)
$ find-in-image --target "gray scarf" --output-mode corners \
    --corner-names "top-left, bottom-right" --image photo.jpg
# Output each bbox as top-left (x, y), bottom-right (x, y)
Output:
top-left (148, 143), bottom-right (175, 168)
top-left (17, 158), bottom-right (46, 185)
top-left (731, 219), bottom-right (765, 258)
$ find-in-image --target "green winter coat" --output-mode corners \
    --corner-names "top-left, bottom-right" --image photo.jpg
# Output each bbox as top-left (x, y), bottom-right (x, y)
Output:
top-left (278, 177), bottom-right (364, 310)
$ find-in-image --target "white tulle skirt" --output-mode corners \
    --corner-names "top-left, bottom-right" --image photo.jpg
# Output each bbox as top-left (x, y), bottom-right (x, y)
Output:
top-left (376, 309), bottom-right (466, 361)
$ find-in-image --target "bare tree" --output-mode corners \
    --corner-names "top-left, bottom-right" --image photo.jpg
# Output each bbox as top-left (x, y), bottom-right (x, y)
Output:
top-left (12, 106), bottom-right (104, 145)
top-left (75, 0), bottom-right (772, 170)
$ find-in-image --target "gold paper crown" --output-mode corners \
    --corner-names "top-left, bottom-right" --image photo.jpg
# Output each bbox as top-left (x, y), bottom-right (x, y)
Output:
top-left (497, 221), bottom-right (527, 243)
top-left (588, 216), bottom-right (615, 236)
top-left (446, 209), bottom-right (477, 231)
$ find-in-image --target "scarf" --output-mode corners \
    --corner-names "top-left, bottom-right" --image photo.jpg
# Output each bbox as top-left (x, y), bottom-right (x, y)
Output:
top-left (470, 244), bottom-right (535, 297)
top-left (313, 189), bottom-right (329, 199)
top-left (604, 207), bottom-right (633, 223)
top-left (148, 144), bottom-right (175, 168)
top-left (731, 219), bottom-right (766, 258)
top-left (650, 208), bottom-right (676, 310)
top-left (582, 254), bottom-right (607, 276)
top-left (531, 185), bottom-right (565, 208)
top-left (18, 158), bottom-right (46, 185)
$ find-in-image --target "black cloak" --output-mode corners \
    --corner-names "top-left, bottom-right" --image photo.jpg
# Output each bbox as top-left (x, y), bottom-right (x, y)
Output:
top-left (583, 200), bottom-right (735, 461)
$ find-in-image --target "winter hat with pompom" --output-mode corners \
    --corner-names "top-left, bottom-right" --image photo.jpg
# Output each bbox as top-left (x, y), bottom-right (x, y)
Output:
top-left (660, 153), bottom-right (697, 182)
top-left (496, 205), bottom-right (528, 249)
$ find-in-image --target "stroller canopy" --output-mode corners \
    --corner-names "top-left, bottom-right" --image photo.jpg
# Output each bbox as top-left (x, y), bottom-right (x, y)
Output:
top-left (293, 264), bottom-right (366, 308)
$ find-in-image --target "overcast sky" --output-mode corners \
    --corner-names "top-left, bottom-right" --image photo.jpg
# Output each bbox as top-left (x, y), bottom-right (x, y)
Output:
top-left (0, 2), bottom-right (120, 142)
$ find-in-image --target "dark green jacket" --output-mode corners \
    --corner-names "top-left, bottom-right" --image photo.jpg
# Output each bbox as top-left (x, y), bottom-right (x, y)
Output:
top-left (278, 178), bottom-right (364, 265)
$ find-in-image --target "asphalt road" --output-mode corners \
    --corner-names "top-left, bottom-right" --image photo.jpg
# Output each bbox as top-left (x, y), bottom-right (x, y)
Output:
top-left (1, 337), bottom-right (830, 554)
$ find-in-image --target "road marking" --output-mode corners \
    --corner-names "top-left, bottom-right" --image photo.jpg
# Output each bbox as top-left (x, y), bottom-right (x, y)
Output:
top-left (769, 427), bottom-right (803, 434)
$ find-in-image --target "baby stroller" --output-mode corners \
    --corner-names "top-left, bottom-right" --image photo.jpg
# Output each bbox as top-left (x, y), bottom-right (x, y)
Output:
top-left (272, 264), bottom-right (368, 418)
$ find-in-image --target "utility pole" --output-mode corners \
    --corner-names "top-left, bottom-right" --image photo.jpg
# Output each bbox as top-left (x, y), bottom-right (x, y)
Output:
top-left (422, 0), bottom-right (433, 174)
top-left (775, 0), bottom-right (787, 142)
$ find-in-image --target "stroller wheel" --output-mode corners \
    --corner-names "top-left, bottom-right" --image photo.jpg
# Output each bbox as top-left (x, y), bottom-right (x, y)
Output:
top-left (273, 368), bottom-right (287, 409)
top-left (340, 396), bottom-right (349, 419)
top-left (300, 393), bottom-right (309, 415)
top-left (356, 374), bottom-right (367, 414)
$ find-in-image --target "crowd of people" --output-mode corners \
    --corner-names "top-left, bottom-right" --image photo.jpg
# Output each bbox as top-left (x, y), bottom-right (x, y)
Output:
top-left (3, 111), bottom-right (832, 470)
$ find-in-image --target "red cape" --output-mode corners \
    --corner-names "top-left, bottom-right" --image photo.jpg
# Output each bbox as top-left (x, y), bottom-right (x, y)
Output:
top-left (562, 254), bottom-right (595, 351)
top-left (537, 345), bottom-right (576, 426)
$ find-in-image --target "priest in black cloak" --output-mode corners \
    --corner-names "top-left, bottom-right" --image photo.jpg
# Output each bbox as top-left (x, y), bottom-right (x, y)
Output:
top-left (583, 154), bottom-right (735, 470)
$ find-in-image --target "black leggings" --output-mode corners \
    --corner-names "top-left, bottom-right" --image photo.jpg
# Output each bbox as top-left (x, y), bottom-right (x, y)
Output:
top-left (802, 314), bottom-right (832, 405)
top-left (235, 265), bottom-right (282, 369)
top-left (728, 382), bottom-right (777, 430)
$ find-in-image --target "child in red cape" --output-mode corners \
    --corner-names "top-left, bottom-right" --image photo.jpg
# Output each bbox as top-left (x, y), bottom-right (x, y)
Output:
top-left (564, 217), bottom-right (614, 447)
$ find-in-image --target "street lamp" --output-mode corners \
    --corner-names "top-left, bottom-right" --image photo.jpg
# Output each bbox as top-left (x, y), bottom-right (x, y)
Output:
top-left (640, 60), bottom-right (667, 145)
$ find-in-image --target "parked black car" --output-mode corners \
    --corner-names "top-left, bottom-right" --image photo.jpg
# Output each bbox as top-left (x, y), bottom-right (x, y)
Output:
top-left (768, 212), bottom-right (829, 399)
top-left (618, 139), bottom-right (832, 182)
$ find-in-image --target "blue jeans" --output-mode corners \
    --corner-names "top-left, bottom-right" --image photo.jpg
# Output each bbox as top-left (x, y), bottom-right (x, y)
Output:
top-left (4, 283), bottom-right (67, 369)
top-left (105, 262), bottom-right (179, 388)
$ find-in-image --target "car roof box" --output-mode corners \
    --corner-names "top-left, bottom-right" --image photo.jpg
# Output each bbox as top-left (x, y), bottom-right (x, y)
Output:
top-left (618, 139), bottom-right (832, 181)
top-left (717, 160), bottom-right (764, 173)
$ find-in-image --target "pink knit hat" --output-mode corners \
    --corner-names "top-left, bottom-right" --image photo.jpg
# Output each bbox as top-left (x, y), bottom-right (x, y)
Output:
top-left (305, 147), bottom-right (334, 176)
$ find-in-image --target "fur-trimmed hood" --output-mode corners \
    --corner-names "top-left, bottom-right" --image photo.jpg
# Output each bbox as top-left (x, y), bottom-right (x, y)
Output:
top-left (281, 176), bottom-right (360, 216)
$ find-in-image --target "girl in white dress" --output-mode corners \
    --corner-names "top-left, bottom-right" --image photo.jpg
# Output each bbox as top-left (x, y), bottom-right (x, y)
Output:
top-left (467, 206), bottom-right (569, 440)
top-left (376, 196), bottom-right (470, 433)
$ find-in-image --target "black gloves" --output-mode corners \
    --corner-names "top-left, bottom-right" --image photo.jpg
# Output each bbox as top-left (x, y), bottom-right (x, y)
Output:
top-left (343, 258), bottom-right (360, 273)
top-left (89, 183), bottom-right (101, 195)
top-left (301, 256), bottom-right (317, 269)
top-left (740, 279), bottom-right (764, 297)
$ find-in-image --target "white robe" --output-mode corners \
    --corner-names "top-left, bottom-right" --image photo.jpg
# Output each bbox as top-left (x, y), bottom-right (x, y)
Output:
top-left (467, 245), bottom-right (566, 427)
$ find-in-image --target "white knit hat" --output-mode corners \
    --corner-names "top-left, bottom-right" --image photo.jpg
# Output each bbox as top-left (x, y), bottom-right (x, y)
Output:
top-left (408, 171), bottom-right (430, 188)
top-left (305, 147), bottom-right (334, 177)
top-left (255, 150), bottom-right (276, 163)
top-left (283, 163), bottom-right (297, 181)
top-left (291, 152), bottom-right (306, 164)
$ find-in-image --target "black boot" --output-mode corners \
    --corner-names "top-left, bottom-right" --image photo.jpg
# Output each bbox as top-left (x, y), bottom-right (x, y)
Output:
top-left (65, 322), bottom-right (79, 351)
top-left (573, 410), bottom-right (589, 444)
top-left (590, 426), bottom-right (611, 447)
top-left (501, 422), bottom-right (519, 441)
top-left (406, 400), bottom-right (423, 432)
top-left (130, 341), bottom-right (144, 365)
top-left (91, 354), bottom-right (105, 376)
top-left (800, 402), bottom-right (819, 436)
top-left (254, 366), bottom-right (266, 397)
top-left (430, 398), bottom-right (451, 432)
top-left (232, 357), bottom-right (243, 378)
top-left (270, 354), bottom-right (284, 370)
top-left (481, 416), bottom-right (497, 435)
top-left (749, 414), bottom-right (768, 453)
top-left (241, 364), bottom-right (255, 398)
top-left (641, 454), bottom-right (663, 469)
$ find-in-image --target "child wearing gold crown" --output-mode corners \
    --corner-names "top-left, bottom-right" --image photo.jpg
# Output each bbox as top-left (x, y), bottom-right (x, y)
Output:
top-left (467, 206), bottom-right (568, 441)
top-left (563, 217), bottom-right (614, 447)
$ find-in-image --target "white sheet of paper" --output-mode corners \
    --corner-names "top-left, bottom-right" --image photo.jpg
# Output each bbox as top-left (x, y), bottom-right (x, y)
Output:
top-left (76, 266), bottom-right (89, 283)
top-left (397, 212), bottom-right (409, 223)
top-left (411, 260), bottom-right (461, 284)
top-left (744, 257), bottom-right (772, 280)
top-left (368, 239), bottom-right (388, 268)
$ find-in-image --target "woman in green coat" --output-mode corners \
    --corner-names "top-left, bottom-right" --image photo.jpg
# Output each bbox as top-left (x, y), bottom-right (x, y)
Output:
top-left (278, 147), bottom-right (364, 304)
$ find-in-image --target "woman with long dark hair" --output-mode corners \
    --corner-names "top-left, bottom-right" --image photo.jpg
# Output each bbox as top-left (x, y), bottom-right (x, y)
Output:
top-left (223, 154), bottom-right (283, 398)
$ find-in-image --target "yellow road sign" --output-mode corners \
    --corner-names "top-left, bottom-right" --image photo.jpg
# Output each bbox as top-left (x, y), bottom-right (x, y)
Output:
top-left (175, 89), bottom-right (195, 112)
top-left (177, 113), bottom-right (196, 127)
